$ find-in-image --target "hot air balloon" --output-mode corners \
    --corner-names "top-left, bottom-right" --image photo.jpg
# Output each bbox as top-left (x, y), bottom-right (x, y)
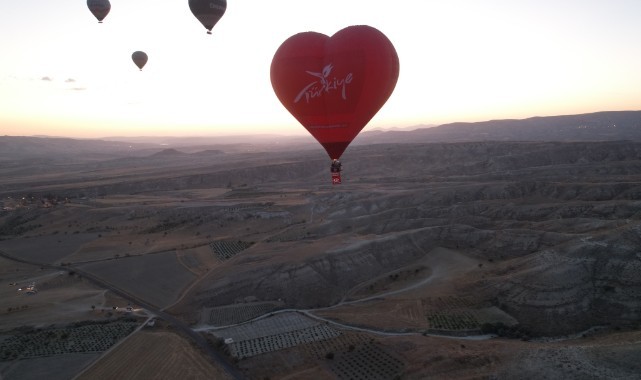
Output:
top-left (270, 25), bottom-right (400, 184)
top-left (87, 0), bottom-right (111, 23)
top-left (132, 51), bottom-right (148, 71)
top-left (188, 0), bottom-right (227, 35)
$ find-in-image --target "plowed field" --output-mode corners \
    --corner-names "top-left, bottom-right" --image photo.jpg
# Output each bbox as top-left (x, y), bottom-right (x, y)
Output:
top-left (77, 330), bottom-right (232, 380)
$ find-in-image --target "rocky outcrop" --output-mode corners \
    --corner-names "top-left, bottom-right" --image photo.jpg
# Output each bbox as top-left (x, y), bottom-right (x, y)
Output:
top-left (191, 231), bottom-right (429, 309)
top-left (6, 137), bottom-right (641, 337)
top-left (489, 226), bottom-right (641, 335)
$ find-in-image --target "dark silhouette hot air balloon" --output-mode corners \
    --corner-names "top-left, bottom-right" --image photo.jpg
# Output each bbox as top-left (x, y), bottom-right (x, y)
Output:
top-left (188, 0), bottom-right (227, 34)
top-left (87, 0), bottom-right (111, 23)
top-left (270, 25), bottom-right (400, 184)
top-left (132, 51), bottom-right (148, 71)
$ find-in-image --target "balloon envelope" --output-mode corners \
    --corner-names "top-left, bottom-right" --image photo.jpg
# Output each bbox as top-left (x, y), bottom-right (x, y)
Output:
top-left (87, 0), bottom-right (111, 23)
top-left (188, 0), bottom-right (226, 34)
top-left (270, 25), bottom-right (399, 160)
top-left (132, 51), bottom-right (148, 71)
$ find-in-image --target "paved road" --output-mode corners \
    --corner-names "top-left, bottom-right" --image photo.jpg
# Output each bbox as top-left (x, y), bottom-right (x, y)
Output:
top-left (0, 249), bottom-right (246, 380)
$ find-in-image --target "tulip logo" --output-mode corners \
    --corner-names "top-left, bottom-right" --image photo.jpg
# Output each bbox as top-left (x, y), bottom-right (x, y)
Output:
top-left (294, 63), bottom-right (353, 104)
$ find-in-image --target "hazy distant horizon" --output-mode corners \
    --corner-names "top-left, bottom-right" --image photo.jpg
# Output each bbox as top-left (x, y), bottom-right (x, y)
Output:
top-left (5, 108), bottom-right (640, 141)
top-left (2, 1), bottom-right (640, 138)
top-left (7, 123), bottom-right (439, 140)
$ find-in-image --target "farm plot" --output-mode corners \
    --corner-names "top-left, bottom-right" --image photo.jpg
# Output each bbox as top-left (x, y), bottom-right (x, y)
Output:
top-left (0, 319), bottom-right (138, 361)
top-left (202, 301), bottom-right (284, 326)
top-left (0, 233), bottom-right (97, 264)
top-left (347, 265), bottom-right (431, 300)
top-left (0, 353), bottom-right (101, 380)
top-left (0, 256), bottom-right (37, 278)
top-left (423, 296), bottom-right (476, 310)
top-left (0, 273), bottom-right (110, 331)
top-left (175, 245), bottom-right (221, 276)
top-left (427, 311), bottom-right (480, 331)
top-left (472, 306), bottom-right (519, 326)
top-left (77, 330), bottom-right (232, 380)
top-left (178, 252), bottom-right (201, 270)
top-left (298, 331), bottom-right (372, 360)
top-left (422, 296), bottom-right (494, 332)
top-left (235, 331), bottom-right (374, 380)
top-left (329, 341), bottom-right (405, 380)
top-left (210, 312), bottom-right (341, 359)
top-left (235, 349), bottom-right (333, 380)
top-left (209, 240), bottom-right (253, 260)
top-left (228, 323), bottom-right (340, 359)
top-left (265, 224), bottom-right (312, 242)
top-left (78, 251), bottom-right (196, 308)
top-left (313, 299), bottom-right (429, 332)
top-left (212, 312), bottom-right (318, 341)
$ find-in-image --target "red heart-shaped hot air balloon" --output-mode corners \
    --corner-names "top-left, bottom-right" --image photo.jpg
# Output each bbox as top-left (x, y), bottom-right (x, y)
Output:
top-left (271, 25), bottom-right (399, 160)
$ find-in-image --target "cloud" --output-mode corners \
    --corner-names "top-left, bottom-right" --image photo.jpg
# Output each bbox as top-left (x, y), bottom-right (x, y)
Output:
top-left (36, 75), bottom-right (87, 90)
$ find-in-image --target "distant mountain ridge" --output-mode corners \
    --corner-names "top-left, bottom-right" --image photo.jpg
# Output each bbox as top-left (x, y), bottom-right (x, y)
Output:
top-left (2, 111), bottom-right (641, 162)
top-left (355, 110), bottom-right (641, 144)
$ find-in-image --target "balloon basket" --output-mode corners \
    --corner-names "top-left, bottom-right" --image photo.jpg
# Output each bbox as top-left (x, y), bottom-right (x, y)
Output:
top-left (331, 172), bottom-right (342, 185)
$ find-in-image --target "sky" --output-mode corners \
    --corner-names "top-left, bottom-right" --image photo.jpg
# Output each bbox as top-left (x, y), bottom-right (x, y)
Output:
top-left (1, 0), bottom-right (640, 139)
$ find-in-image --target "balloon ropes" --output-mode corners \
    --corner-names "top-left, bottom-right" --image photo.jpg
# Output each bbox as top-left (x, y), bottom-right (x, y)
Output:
top-left (87, 0), bottom-right (111, 23)
top-left (270, 25), bottom-right (400, 184)
top-left (188, 0), bottom-right (227, 34)
top-left (132, 51), bottom-right (148, 71)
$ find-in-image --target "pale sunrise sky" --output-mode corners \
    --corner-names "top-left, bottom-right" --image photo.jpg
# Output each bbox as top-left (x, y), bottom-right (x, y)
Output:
top-left (1, 0), bottom-right (640, 138)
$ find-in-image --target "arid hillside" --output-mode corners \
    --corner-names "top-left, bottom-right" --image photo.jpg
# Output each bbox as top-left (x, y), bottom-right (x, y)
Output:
top-left (2, 133), bottom-right (641, 379)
